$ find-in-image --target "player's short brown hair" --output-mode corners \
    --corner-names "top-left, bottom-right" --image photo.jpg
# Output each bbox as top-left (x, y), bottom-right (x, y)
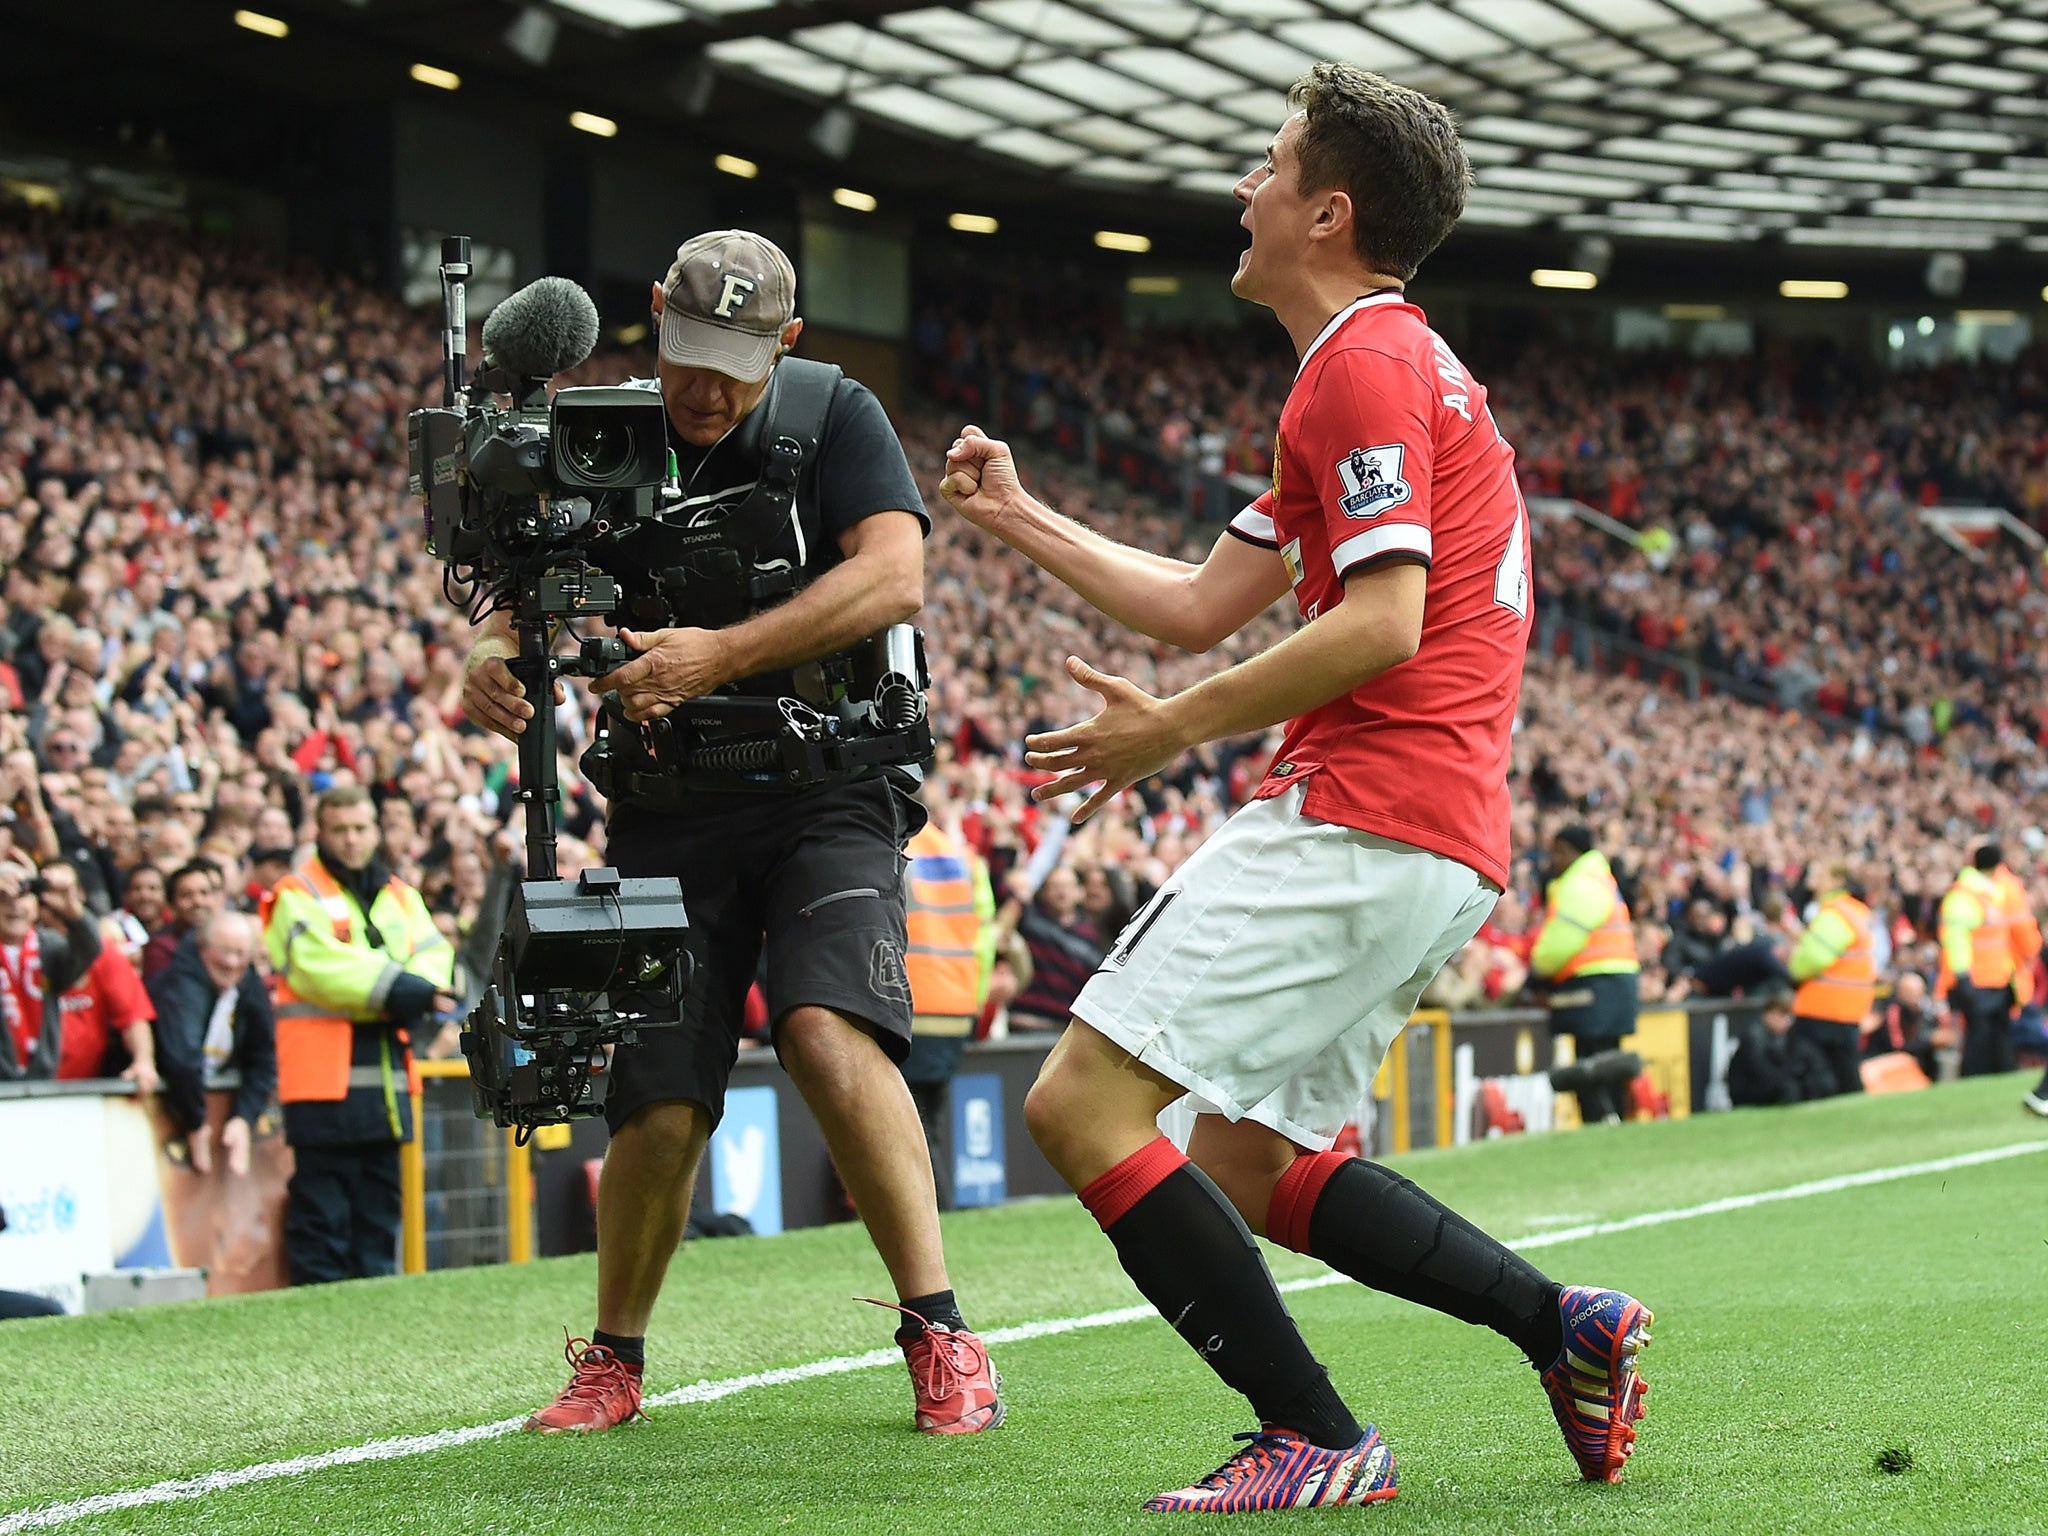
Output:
top-left (1287, 62), bottom-right (1470, 282)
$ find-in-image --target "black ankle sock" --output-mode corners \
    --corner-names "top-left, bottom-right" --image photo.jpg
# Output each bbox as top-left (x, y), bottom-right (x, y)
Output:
top-left (895, 1288), bottom-right (966, 1339)
top-left (591, 1329), bottom-right (644, 1369)
top-left (1307, 1160), bottom-right (1563, 1367)
top-left (1103, 1160), bottom-right (1357, 1449)
top-left (1264, 1368), bottom-right (1364, 1451)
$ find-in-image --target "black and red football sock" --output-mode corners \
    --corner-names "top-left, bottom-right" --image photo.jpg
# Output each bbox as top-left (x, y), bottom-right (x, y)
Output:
top-left (1082, 1137), bottom-right (1363, 1451)
top-left (1268, 1151), bottom-right (1563, 1368)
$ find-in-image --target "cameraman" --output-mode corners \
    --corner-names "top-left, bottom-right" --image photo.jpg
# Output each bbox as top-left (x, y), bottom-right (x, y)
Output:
top-left (463, 232), bottom-right (1001, 1437)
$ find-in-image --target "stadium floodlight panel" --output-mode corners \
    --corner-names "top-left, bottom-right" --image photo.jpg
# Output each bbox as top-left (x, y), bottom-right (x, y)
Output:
top-left (409, 63), bottom-right (461, 91)
top-left (1530, 268), bottom-right (1598, 290)
top-left (554, 0), bottom-right (689, 27)
top-left (714, 153), bottom-right (758, 179)
top-left (502, 6), bottom-right (559, 66)
top-left (570, 111), bottom-right (620, 138)
top-left (832, 187), bottom-right (878, 212)
top-left (1094, 230), bottom-right (1152, 253)
top-left (1780, 279), bottom-right (1849, 299)
top-left (948, 212), bottom-right (999, 234)
top-left (233, 9), bottom-right (288, 37)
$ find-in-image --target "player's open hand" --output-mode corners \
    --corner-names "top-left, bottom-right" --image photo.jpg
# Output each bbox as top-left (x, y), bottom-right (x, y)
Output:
top-left (939, 425), bottom-right (1025, 532)
top-left (593, 627), bottom-right (730, 722)
top-left (1024, 656), bottom-right (1184, 824)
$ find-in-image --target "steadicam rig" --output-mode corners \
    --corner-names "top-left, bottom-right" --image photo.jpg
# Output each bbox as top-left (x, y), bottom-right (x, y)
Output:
top-left (406, 235), bottom-right (694, 1134)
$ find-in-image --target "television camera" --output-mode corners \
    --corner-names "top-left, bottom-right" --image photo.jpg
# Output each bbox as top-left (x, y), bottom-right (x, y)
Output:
top-left (406, 235), bottom-right (692, 1136)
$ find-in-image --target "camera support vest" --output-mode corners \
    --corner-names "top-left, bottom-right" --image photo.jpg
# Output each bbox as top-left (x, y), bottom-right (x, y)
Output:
top-left (642, 358), bottom-right (844, 633)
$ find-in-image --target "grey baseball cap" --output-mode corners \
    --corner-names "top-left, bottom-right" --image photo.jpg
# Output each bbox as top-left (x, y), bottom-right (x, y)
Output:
top-left (658, 229), bottom-right (797, 382)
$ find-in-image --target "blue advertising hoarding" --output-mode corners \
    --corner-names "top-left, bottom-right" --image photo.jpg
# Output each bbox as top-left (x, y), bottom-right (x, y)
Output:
top-left (950, 1072), bottom-right (1006, 1208)
top-left (710, 1084), bottom-right (783, 1236)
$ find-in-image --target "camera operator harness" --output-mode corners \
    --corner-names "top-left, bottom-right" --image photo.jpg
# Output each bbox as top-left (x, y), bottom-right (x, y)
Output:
top-left (582, 357), bottom-right (933, 805)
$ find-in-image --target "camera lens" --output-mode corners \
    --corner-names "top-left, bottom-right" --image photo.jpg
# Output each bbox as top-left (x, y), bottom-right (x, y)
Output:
top-left (560, 419), bottom-right (634, 484)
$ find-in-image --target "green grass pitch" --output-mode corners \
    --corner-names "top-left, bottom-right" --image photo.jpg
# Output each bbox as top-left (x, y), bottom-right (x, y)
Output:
top-left (6, 1076), bottom-right (2046, 1534)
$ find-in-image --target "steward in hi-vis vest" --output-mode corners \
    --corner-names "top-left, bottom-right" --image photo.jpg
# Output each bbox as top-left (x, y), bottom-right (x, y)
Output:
top-left (899, 814), bottom-right (997, 1210)
top-left (1940, 843), bottom-right (2030, 1079)
top-left (1531, 824), bottom-right (1640, 1124)
top-left (261, 786), bottom-right (452, 1284)
top-left (1993, 859), bottom-right (2042, 1008)
top-left (905, 821), bottom-right (997, 1035)
top-left (1787, 863), bottom-right (1876, 1098)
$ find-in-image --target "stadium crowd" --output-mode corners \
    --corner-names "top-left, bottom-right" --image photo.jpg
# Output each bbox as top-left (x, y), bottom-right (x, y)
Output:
top-left (4, 209), bottom-right (2047, 1125)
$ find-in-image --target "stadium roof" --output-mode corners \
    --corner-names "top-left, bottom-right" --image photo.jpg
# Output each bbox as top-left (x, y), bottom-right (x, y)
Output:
top-left (663, 0), bottom-right (2048, 253)
top-left (14, 0), bottom-right (2048, 273)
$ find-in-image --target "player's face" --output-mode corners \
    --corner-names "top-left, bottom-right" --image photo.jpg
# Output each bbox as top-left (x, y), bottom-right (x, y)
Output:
top-left (1231, 114), bottom-right (1312, 305)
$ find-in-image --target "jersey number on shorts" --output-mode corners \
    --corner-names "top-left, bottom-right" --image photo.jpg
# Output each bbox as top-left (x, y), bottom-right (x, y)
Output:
top-left (1111, 890), bottom-right (1180, 967)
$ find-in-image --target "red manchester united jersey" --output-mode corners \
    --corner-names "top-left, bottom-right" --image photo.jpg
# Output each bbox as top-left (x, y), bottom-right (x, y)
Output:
top-left (1227, 293), bottom-right (1530, 888)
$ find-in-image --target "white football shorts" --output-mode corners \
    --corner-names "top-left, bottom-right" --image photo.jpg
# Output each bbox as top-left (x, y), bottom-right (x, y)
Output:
top-left (1070, 781), bottom-right (1498, 1149)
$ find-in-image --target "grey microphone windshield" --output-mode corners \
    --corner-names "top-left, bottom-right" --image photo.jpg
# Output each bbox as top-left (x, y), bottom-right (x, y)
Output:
top-left (481, 276), bottom-right (601, 378)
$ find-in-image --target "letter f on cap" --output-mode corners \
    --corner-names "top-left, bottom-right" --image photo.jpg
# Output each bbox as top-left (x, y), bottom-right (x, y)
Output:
top-left (659, 229), bottom-right (796, 382)
top-left (713, 274), bottom-right (756, 318)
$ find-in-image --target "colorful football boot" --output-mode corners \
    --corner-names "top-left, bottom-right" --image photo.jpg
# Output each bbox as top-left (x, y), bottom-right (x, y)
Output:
top-left (1539, 1285), bottom-right (1652, 1482)
top-left (1143, 1427), bottom-right (1396, 1513)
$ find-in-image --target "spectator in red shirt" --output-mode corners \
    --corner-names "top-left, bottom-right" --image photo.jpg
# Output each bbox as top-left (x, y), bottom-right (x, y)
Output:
top-left (43, 861), bottom-right (157, 1091)
top-left (1, 860), bottom-right (103, 1079)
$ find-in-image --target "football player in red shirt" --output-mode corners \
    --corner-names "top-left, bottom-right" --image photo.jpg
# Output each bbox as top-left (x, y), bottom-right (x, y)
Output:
top-left (942, 63), bottom-right (1650, 1514)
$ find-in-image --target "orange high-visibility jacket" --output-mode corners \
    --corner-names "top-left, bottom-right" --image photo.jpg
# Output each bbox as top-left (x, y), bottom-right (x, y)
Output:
top-left (261, 855), bottom-right (449, 1107)
top-left (1996, 866), bottom-right (2043, 1006)
top-left (904, 823), bottom-right (995, 1036)
top-left (1533, 851), bottom-right (1638, 983)
top-left (1790, 892), bottom-right (1876, 1024)
top-left (1938, 867), bottom-right (2018, 995)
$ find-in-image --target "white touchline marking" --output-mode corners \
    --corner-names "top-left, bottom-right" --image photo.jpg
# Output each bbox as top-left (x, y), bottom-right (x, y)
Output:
top-left (5, 1137), bottom-right (2042, 1533)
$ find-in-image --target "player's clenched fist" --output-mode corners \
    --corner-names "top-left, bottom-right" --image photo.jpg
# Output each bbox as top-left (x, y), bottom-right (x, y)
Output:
top-left (939, 425), bottom-right (1025, 532)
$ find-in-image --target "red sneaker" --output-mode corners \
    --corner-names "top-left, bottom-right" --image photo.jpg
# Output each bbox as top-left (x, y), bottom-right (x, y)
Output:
top-left (524, 1334), bottom-right (646, 1434)
top-left (902, 1323), bottom-right (1005, 1434)
top-left (863, 1299), bottom-right (1005, 1434)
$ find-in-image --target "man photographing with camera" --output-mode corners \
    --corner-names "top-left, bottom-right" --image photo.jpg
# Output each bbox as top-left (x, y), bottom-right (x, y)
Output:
top-left (462, 231), bottom-right (1002, 1437)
